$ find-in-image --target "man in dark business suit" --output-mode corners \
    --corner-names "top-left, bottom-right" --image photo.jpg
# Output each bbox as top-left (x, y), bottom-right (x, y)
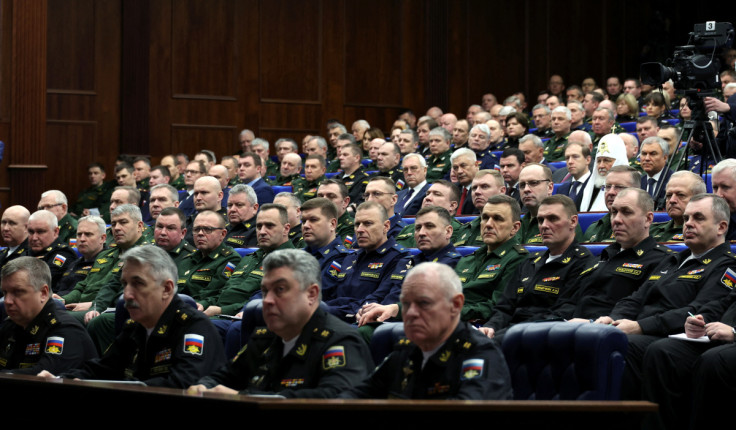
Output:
top-left (499, 148), bottom-right (525, 210)
top-left (639, 136), bottom-right (673, 211)
top-left (450, 148), bottom-right (479, 215)
top-left (395, 153), bottom-right (432, 217)
top-left (555, 140), bottom-right (591, 211)
top-left (238, 152), bottom-right (274, 206)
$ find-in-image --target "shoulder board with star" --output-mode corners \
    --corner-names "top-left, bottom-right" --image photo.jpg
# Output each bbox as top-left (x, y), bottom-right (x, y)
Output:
top-left (656, 244), bottom-right (676, 254)
top-left (221, 247), bottom-right (234, 256)
top-left (396, 337), bottom-right (413, 349)
top-left (393, 242), bottom-right (407, 252)
top-left (513, 244), bottom-right (529, 254)
top-left (43, 311), bottom-right (61, 327)
top-left (251, 326), bottom-right (274, 338)
top-left (174, 306), bottom-right (195, 324)
top-left (310, 326), bottom-right (334, 341)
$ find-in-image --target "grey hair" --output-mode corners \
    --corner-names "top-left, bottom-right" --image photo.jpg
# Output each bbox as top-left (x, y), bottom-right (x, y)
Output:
top-left (552, 106), bottom-right (572, 121)
top-left (1, 256), bottom-right (51, 292)
top-left (262, 249), bottom-right (322, 296)
top-left (470, 124), bottom-right (490, 137)
top-left (252, 137), bottom-right (270, 151)
top-left (78, 215), bottom-right (107, 236)
top-left (28, 210), bottom-right (58, 230)
top-left (111, 204), bottom-right (143, 223)
top-left (519, 134), bottom-right (544, 149)
top-left (451, 147), bottom-right (477, 163)
top-left (402, 152), bottom-right (427, 168)
top-left (41, 189), bottom-right (68, 205)
top-left (229, 183), bottom-right (258, 205)
top-left (150, 184), bottom-right (179, 203)
top-left (120, 245), bottom-right (178, 292)
top-left (640, 136), bottom-right (670, 157)
top-left (309, 136), bottom-right (328, 150)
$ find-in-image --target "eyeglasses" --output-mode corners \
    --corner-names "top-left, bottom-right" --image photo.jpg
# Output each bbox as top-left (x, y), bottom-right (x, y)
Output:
top-left (192, 226), bottom-right (224, 234)
top-left (363, 191), bottom-right (393, 199)
top-left (37, 203), bottom-right (63, 211)
top-left (518, 179), bottom-right (550, 189)
top-left (603, 184), bottom-right (629, 192)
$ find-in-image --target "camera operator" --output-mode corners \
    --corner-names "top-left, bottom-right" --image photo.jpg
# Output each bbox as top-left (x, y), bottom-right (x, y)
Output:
top-left (703, 94), bottom-right (736, 159)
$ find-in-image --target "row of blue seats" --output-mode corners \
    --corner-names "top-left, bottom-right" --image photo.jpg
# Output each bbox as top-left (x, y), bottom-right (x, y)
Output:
top-left (231, 241), bottom-right (702, 259)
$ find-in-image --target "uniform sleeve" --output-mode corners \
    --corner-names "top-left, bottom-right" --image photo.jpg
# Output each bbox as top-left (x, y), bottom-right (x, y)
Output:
top-left (484, 266), bottom-right (523, 331)
top-left (339, 353), bottom-right (399, 399)
top-left (638, 263), bottom-right (735, 336)
top-left (8, 321), bottom-right (98, 376)
top-left (144, 318), bottom-right (227, 388)
top-left (197, 253), bottom-right (243, 310)
top-left (448, 342), bottom-right (513, 400)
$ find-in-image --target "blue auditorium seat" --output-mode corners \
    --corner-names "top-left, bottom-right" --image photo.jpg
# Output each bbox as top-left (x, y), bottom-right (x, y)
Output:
top-left (548, 161), bottom-right (566, 170)
top-left (456, 216), bottom-right (477, 224)
top-left (455, 246), bottom-right (478, 256)
top-left (620, 122), bottom-right (636, 132)
top-left (502, 321), bottom-right (628, 400)
top-left (235, 248), bottom-right (258, 257)
top-left (552, 183), bottom-right (562, 194)
top-left (577, 212), bottom-right (607, 232)
top-left (272, 185), bottom-right (293, 193)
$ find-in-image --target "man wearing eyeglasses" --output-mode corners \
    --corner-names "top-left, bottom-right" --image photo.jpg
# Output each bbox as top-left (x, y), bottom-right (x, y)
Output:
top-left (38, 190), bottom-right (78, 246)
top-left (516, 163), bottom-right (555, 244)
top-left (363, 177), bottom-right (406, 240)
top-left (184, 176), bottom-right (228, 245)
top-left (176, 210), bottom-right (240, 313)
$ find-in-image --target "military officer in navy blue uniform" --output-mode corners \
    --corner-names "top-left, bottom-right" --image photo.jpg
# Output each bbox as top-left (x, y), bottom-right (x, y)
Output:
top-left (363, 177), bottom-right (407, 241)
top-left (324, 201), bottom-right (410, 323)
top-left (25, 210), bottom-right (77, 292)
top-left (300, 197), bottom-right (352, 299)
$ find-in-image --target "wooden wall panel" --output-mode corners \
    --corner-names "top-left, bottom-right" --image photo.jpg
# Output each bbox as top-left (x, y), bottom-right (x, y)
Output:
top-left (343, 0), bottom-right (402, 107)
top-left (171, 124), bottom-right (240, 161)
top-left (171, 0), bottom-right (237, 100)
top-left (45, 121), bottom-right (97, 197)
top-left (47, 0), bottom-right (95, 93)
top-left (259, 0), bottom-right (321, 103)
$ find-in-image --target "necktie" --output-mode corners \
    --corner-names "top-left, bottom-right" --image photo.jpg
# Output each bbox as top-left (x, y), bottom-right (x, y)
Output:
top-left (403, 188), bottom-right (415, 208)
top-left (569, 181), bottom-right (580, 202)
top-left (647, 177), bottom-right (656, 196)
top-left (457, 187), bottom-right (468, 215)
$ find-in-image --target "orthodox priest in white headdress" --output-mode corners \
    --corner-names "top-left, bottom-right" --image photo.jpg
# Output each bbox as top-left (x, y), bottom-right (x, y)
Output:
top-left (579, 133), bottom-right (629, 212)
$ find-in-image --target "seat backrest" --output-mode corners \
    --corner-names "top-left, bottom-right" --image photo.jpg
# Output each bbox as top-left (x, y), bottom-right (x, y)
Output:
top-left (369, 322), bottom-right (406, 365)
top-left (501, 322), bottom-right (628, 400)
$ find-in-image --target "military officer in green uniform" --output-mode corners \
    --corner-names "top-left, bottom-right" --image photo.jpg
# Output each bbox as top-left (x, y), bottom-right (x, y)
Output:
top-left (395, 180), bottom-right (463, 247)
top-left (57, 204), bottom-right (148, 325)
top-left (176, 210), bottom-right (240, 311)
top-left (84, 207), bottom-right (195, 353)
top-left (104, 186), bottom-right (154, 247)
top-left (252, 138), bottom-right (280, 178)
top-left (269, 152), bottom-right (302, 186)
top-left (205, 203), bottom-right (296, 318)
top-left (133, 156), bottom-right (152, 196)
top-left (334, 143), bottom-right (371, 208)
top-left (160, 154), bottom-right (187, 191)
top-left (583, 166), bottom-right (642, 243)
top-left (515, 163), bottom-right (556, 244)
top-left (224, 184), bottom-right (259, 249)
top-left (426, 127), bottom-right (453, 181)
top-left (454, 195), bottom-right (528, 323)
top-left (543, 106), bottom-right (572, 162)
top-left (38, 190), bottom-right (77, 246)
top-left (649, 171), bottom-right (706, 242)
top-left (454, 170), bottom-right (507, 247)
top-left (72, 162), bottom-right (114, 220)
top-left (293, 154), bottom-right (327, 203)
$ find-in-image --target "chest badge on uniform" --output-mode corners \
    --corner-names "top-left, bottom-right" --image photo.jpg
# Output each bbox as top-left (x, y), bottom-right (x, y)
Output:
top-left (155, 348), bottom-right (172, 362)
top-left (183, 334), bottom-right (204, 355)
top-left (461, 358), bottom-right (484, 380)
top-left (45, 337), bottom-right (64, 355)
top-left (322, 345), bottom-right (346, 369)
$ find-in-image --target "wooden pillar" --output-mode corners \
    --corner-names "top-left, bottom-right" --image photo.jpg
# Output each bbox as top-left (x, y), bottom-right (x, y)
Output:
top-left (8, 0), bottom-right (47, 210)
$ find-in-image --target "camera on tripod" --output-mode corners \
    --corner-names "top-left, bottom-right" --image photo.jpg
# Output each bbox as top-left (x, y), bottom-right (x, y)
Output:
top-left (639, 22), bottom-right (734, 165)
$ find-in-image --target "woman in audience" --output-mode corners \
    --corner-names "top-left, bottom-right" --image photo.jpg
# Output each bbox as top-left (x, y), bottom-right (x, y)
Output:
top-left (504, 112), bottom-right (530, 148)
top-left (644, 91), bottom-right (674, 123)
top-left (615, 93), bottom-right (639, 123)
